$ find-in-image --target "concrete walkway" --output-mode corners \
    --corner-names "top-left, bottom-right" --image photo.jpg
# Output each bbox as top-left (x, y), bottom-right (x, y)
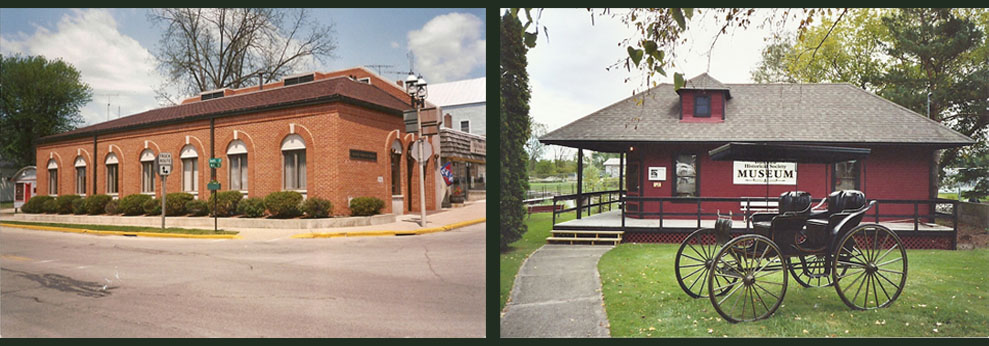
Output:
top-left (0, 200), bottom-right (485, 241)
top-left (501, 244), bottom-right (612, 338)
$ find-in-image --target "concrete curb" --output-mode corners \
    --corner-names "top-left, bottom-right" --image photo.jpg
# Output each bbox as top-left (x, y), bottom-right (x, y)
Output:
top-left (291, 217), bottom-right (486, 239)
top-left (0, 223), bottom-right (242, 239)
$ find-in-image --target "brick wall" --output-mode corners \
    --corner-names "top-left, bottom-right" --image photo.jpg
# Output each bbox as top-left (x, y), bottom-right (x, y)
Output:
top-left (36, 101), bottom-right (436, 216)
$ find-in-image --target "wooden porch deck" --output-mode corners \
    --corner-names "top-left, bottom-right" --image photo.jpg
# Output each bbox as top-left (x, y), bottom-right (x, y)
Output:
top-left (555, 210), bottom-right (954, 232)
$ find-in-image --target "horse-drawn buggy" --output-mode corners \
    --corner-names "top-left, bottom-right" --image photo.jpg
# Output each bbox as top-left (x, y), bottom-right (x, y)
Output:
top-left (674, 143), bottom-right (908, 322)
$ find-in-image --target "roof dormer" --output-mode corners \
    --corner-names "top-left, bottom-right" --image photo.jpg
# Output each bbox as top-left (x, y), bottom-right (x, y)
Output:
top-left (677, 73), bottom-right (730, 123)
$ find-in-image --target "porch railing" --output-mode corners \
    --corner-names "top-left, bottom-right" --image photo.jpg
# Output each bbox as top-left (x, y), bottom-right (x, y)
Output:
top-left (550, 189), bottom-right (623, 226)
top-left (551, 194), bottom-right (959, 247)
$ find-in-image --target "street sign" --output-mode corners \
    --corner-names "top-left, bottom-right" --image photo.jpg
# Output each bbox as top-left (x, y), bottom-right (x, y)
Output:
top-left (158, 153), bottom-right (172, 176)
top-left (207, 181), bottom-right (221, 191)
top-left (209, 158), bottom-right (222, 168)
top-left (410, 140), bottom-right (432, 162)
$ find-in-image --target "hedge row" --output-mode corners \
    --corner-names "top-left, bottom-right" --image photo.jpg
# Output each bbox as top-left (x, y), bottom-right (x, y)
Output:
top-left (20, 192), bottom-right (384, 218)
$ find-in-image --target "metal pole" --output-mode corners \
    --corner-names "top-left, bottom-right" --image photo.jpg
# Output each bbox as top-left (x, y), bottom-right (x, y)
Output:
top-left (161, 175), bottom-right (167, 230)
top-left (211, 118), bottom-right (216, 233)
top-left (417, 105), bottom-right (426, 227)
top-left (576, 148), bottom-right (583, 220)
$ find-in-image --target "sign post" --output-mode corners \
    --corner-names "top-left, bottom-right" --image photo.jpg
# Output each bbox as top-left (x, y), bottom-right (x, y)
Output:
top-left (158, 153), bottom-right (172, 230)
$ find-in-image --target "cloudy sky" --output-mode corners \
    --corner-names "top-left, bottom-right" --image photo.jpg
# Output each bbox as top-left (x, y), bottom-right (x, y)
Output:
top-left (526, 8), bottom-right (801, 135)
top-left (0, 8), bottom-right (486, 127)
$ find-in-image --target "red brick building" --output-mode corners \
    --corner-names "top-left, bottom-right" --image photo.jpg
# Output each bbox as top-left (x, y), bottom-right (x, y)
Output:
top-left (35, 67), bottom-right (440, 216)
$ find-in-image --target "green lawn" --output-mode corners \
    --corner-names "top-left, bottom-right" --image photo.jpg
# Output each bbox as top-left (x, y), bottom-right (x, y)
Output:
top-left (598, 243), bottom-right (989, 337)
top-left (1, 220), bottom-right (237, 235)
top-left (1, 201), bottom-right (12, 209)
top-left (500, 212), bottom-right (575, 310)
top-left (938, 193), bottom-right (989, 202)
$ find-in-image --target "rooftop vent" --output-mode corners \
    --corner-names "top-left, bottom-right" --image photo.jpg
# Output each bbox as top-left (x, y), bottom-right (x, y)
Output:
top-left (283, 73), bottom-right (315, 86)
top-left (200, 90), bottom-right (225, 101)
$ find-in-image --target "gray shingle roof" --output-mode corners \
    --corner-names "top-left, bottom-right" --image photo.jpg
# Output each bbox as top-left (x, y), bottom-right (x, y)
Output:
top-left (680, 73), bottom-right (730, 92)
top-left (540, 81), bottom-right (974, 149)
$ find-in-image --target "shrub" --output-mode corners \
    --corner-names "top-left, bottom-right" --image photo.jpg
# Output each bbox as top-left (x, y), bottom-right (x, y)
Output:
top-left (85, 194), bottom-right (112, 215)
top-left (118, 194), bottom-right (153, 216)
top-left (302, 197), bottom-right (332, 218)
top-left (349, 197), bottom-right (385, 216)
top-left (186, 199), bottom-right (208, 216)
top-left (72, 198), bottom-right (87, 214)
top-left (42, 198), bottom-right (58, 214)
top-left (143, 198), bottom-right (162, 216)
top-left (104, 199), bottom-right (119, 215)
top-left (55, 194), bottom-right (82, 214)
top-left (208, 190), bottom-right (243, 217)
top-left (21, 195), bottom-right (54, 214)
top-left (237, 197), bottom-right (266, 218)
top-left (165, 192), bottom-right (194, 216)
top-left (264, 191), bottom-right (302, 218)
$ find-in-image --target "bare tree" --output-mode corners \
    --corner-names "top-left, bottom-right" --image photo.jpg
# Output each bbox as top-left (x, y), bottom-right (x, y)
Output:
top-left (148, 8), bottom-right (337, 105)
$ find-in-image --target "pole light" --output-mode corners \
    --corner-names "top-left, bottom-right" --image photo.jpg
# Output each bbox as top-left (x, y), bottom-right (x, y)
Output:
top-left (405, 71), bottom-right (429, 227)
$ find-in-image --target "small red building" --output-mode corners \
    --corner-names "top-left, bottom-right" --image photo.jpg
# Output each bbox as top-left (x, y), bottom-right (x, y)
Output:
top-left (540, 74), bottom-right (973, 249)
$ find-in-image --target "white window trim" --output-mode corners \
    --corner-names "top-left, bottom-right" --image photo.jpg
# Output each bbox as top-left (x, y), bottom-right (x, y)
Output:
top-left (460, 120), bottom-right (470, 133)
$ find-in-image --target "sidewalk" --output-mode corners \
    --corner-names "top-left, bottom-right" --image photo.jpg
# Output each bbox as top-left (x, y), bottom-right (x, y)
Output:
top-left (500, 244), bottom-right (612, 338)
top-left (0, 200), bottom-right (485, 241)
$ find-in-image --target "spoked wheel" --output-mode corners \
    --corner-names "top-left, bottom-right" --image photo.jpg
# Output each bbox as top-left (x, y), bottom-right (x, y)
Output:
top-left (675, 228), bottom-right (730, 298)
top-left (788, 255), bottom-right (833, 288)
top-left (708, 234), bottom-right (788, 323)
top-left (832, 224), bottom-right (907, 310)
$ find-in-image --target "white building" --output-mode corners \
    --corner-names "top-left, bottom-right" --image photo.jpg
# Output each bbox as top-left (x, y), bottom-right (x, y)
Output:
top-left (427, 77), bottom-right (486, 136)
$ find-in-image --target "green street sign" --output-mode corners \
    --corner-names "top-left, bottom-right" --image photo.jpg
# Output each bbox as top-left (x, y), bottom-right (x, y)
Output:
top-left (209, 158), bottom-right (222, 168)
top-left (207, 181), bottom-right (221, 191)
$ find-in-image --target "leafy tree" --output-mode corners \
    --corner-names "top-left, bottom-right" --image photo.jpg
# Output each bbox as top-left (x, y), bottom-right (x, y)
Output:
top-left (0, 55), bottom-right (92, 168)
top-left (532, 159), bottom-right (557, 178)
top-left (148, 8), bottom-right (337, 104)
top-left (501, 11), bottom-right (532, 251)
top-left (525, 122), bottom-right (548, 170)
top-left (511, 8), bottom-right (833, 92)
top-left (752, 8), bottom-right (989, 195)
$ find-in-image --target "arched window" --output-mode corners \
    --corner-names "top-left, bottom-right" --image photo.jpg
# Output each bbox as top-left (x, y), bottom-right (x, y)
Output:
top-left (105, 153), bottom-right (119, 195)
top-left (281, 134), bottom-right (306, 191)
top-left (140, 149), bottom-right (156, 193)
top-left (74, 156), bottom-right (87, 196)
top-left (227, 140), bottom-right (248, 191)
top-left (47, 159), bottom-right (58, 196)
top-left (180, 145), bottom-right (199, 195)
top-left (391, 140), bottom-right (403, 196)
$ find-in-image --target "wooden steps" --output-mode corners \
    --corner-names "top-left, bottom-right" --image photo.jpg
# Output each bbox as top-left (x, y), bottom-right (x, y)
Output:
top-left (547, 229), bottom-right (623, 245)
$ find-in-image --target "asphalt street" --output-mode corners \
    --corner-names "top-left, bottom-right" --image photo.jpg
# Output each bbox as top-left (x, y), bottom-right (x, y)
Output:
top-left (0, 223), bottom-right (485, 337)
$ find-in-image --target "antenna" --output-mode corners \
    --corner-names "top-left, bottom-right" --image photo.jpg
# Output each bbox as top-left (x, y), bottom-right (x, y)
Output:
top-left (407, 52), bottom-right (415, 72)
top-left (97, 93), bottom-right (120, 121)
top-left (365, 64), bottom-right (394, 75)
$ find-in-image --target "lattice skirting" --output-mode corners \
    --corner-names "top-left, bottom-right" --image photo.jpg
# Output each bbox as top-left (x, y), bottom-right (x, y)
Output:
top-left (622, 232), bottom-right (955, 250)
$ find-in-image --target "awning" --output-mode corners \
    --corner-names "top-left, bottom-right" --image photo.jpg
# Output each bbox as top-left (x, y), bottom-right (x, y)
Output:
top-left (709, 142), bottom-right (871, 164)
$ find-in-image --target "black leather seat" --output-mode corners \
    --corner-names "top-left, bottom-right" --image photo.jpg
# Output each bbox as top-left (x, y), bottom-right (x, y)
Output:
top-left (752, 191), bottom-right (812, 234)
top-left (804, 190), bottom-right (871, 249)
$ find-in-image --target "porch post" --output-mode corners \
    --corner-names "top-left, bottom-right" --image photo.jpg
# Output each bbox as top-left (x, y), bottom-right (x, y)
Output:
top-left (576, 148), bottom-right (583, 219)
top-left (620, 152), bottom-right (625, 230)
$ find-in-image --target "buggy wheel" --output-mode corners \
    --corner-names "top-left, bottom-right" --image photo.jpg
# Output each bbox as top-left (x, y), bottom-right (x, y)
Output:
top-left (675, 228), bottom-right (728, 298)
top-left (832, 224), bottom-right (907, 310)
top-left (788, 255), bottom-right (833, 288)
top-left (709, 234), bottom-right (787, 323)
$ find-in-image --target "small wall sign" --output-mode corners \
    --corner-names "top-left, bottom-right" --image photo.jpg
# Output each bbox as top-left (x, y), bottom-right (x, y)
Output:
top-left (648, 167), bottom-right (667, 181)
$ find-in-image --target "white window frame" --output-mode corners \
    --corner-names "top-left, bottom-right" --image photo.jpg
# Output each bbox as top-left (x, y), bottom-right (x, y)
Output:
top-left (227, 140), bottom-right (248, 193)
top-left (281, 134), bottom-right (307, 194)
top-left (460, 120), bottom-right (470, 133)
top-left (47, 159), bottom-right (58, 196)
top-left (105, 153), bottom-right (119, 196)
top-left (140, 149), bottom-right (155, 194)
top-left (74, 156), bottom-right (87, 196)
top-left (180, 145), bottom-right (199, 198)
